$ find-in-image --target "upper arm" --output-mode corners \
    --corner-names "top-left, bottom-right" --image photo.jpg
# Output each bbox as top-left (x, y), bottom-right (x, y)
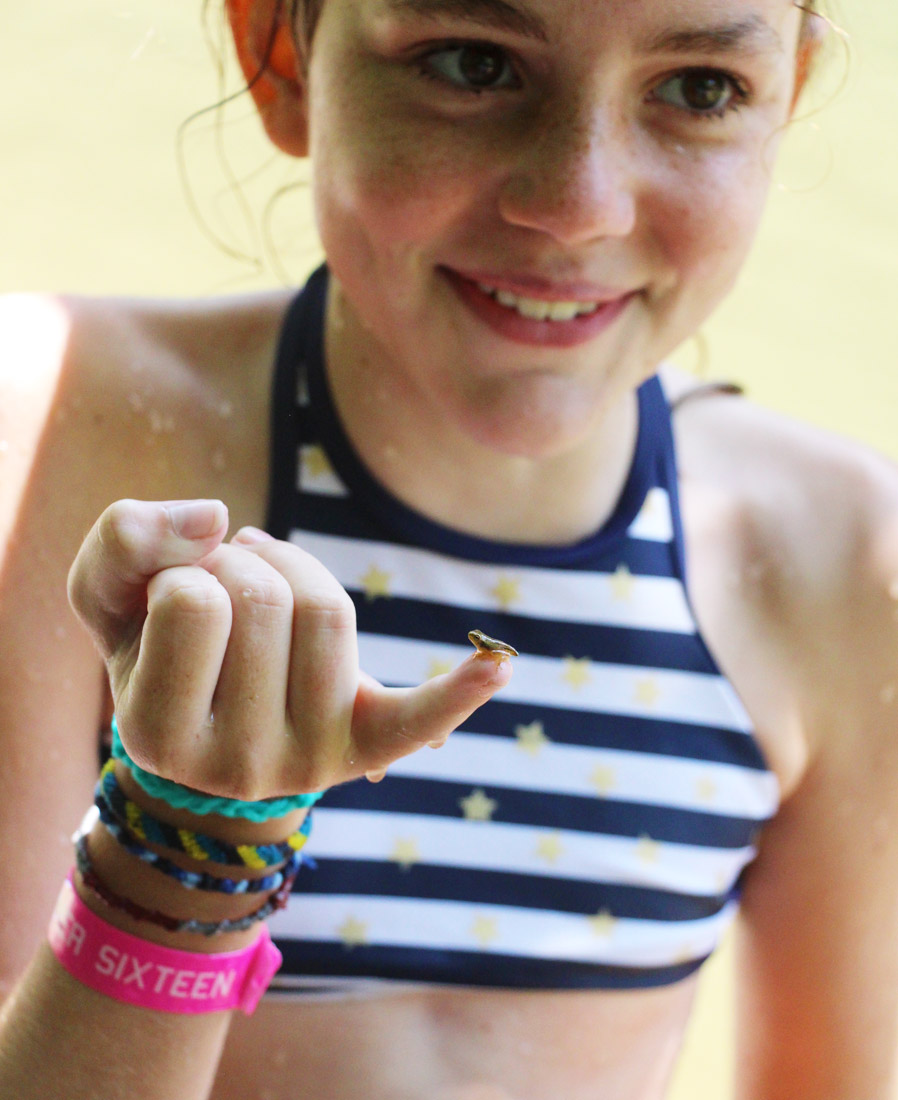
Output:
top-left (0, 295), bottom-right (118, 991)
top-left (734, 460), bottom-right (898, 1100)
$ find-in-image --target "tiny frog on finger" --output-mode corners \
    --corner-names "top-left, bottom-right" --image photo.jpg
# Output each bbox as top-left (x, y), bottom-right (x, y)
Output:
top-left (468, 629), bottom-right (519, 658)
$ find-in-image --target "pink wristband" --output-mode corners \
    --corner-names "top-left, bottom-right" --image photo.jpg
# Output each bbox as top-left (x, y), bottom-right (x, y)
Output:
top-left (48, 875), bottom-right (282, 1015)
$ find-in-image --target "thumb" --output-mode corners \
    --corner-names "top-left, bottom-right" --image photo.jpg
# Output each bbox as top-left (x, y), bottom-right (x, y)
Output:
top-left (350, 649), bottom-right (514, 774)
top-left (67, 498), bottom-right (229, 657)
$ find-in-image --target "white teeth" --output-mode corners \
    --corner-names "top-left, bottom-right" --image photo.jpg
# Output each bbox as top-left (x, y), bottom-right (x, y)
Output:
top-left (477, 283), bottom-right (600, 322)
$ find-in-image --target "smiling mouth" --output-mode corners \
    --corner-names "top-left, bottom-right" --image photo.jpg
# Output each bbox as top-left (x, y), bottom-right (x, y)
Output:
top-left (475, 282), bottom-right (602, 322)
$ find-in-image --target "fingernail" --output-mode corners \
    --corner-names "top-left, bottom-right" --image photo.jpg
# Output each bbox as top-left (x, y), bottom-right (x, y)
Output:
top-left (232, 526), bottom-right (276, 545)
top-left (167, 500), bottom-right (227, 540)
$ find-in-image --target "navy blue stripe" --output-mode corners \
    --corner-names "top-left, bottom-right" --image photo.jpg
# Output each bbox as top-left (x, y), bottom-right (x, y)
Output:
top-left (269, 942), bottom-right (706, 991)
top-left (456, 697), bottom-right (768, 771)
top-left (318, 778), bottom-right (767, 847)
top-left (295, 860), bottom-right (728, 920)
top-left (354, 598), bottom-right (716, 675)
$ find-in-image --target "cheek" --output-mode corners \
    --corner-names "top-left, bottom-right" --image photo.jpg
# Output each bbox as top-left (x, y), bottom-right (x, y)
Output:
top-left (654, 148), bottom-right (773, 291)
top-left (309, 67), bottom-right (483, 251)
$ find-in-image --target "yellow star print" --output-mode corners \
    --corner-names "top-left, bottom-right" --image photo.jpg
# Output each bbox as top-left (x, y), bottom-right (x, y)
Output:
top-left (535, 833), bottom-right (564, 865)
top-left (515, 720), bottom-right (549, 756)
top-left (391, 838), bottom-right (421, 871)
top-left (491, 576), bottom-right (521, 611)
top-left (634, 678), bottom-right (661, 707)
top-left (636, 835), bottom-right (661, 864)
top-left (589, 765), bottom-right (617, 796)
top-left (588, 909), bottom-right (618, 938)
top-left (303, 444), bottom-right (334, 479)
top-left (337, 916), bottom-right (369, 949)
top-left (360, 565), bottom-right (392, 601)
top-left (610, 563), bottom-right (635, 601)
top-left (470, 916), bottom-right (499, 947)
top-left (427, 658), bottom-right (454, 679)
top-left (695, 777), bottom-right (717, 804)
top-left (562, 657), bottom-right (592, 691)
top-left (459, 788), bottom-right (498, 822)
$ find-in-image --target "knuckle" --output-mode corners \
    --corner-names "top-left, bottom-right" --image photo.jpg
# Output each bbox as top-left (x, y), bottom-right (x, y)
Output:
top-left (97, 499), bottom-right (146, 561)
top-left (151, 572), bottom-right (231, 620)
top-left (236, 574), bottom-right (294, 615)
top-left (295, 585), bottom-right (356, 627)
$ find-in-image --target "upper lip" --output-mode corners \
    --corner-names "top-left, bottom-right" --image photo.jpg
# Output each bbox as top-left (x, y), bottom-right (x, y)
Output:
top-left (448, 266), bottom-right (638, 303)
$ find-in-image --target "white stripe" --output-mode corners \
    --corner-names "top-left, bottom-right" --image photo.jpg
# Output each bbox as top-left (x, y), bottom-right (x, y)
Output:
top-left (309, 809), bottom-right (759, 895)
top-left (359, 633), bottom-right (754, 733)
top-left (378, 732), bottom-right (778, 819)
top-left (268, 894), bottom-right (738, 969)
top-left (289, 529), bottom-right (696, 634)
top-left (626, 487), bottom-right (674, 542)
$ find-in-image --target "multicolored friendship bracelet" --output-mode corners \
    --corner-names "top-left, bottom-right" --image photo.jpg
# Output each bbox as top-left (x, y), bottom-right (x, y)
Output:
top-left (111, 717), bottom-right (324, 820)
top-left (75, 835), bottom-right (297, 937)
top-left (93, 792), bottom-right (302, 894)
top-left (98, 760), bottom-right (311, 870)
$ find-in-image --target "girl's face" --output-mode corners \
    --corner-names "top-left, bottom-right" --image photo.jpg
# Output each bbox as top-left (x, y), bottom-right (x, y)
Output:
top-left (302, 0), bottom-right (806, 458)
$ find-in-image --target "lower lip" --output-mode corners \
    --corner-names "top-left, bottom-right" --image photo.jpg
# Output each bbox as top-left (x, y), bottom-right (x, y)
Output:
top-left (442, 268), bottom-right (636, 349)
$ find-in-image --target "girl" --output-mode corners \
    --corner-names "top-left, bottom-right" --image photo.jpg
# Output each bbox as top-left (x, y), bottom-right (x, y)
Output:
top-left (2, 1), bottom-right (898, 1098)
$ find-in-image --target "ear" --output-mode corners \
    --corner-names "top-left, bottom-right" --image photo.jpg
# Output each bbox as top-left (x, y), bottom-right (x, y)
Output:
top-left (790, 11), bottom-right (827, 114)
top-left (226, 0), bottom-right (309, 157)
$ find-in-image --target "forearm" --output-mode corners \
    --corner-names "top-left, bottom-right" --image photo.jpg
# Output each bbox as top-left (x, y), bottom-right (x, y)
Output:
top-left (0, 945), bottom-right (230, 1100)
top-left (0, 764), bottom-right (308, 1100)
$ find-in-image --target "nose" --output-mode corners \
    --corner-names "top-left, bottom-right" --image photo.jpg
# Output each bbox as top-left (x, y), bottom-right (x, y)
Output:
top-left (498, 102), bottom-right (638, 245)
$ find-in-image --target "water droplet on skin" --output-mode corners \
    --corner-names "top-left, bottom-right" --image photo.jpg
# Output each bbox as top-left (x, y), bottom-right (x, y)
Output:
top-left (54, 624), bottom-right (66, 640)
top-left (218, 400), bottom-right (233, 419)
top-left (212, 448), bottom-right (226, 472)
top-left (881, 683), bottom-right (897, 705)
top-left (888, 579), bottom-right (898, 601)
top-left (366, 767), bottom-right (388, 783)
top-left (147, 410), bottom-right (175, 434)
top-left (242, 588), bottom-right (254, 599)
top-left (128, 392), bottom-right (145, 413)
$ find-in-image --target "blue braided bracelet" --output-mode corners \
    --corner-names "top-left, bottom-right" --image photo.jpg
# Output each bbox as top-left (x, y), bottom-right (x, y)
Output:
top-left (98, 760), bottom-right (311, 869)
top-left (111, 717), bottom-right (324, 820)
top-left (93, 785), bottom-right (303, 894)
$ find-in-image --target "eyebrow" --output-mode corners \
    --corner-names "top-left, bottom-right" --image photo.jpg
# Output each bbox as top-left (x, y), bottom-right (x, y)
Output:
top-left (381, 0), bottom-right (549, 42)
top-left (642, 16), bottom-right (785, 56)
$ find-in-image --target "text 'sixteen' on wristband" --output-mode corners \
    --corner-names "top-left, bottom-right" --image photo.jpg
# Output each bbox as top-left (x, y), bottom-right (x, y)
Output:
top-left (48, 876), bottom-right (282, 1015)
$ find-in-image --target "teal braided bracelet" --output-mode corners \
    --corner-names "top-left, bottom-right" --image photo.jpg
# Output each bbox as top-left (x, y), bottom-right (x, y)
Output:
top-left (111, 717), bottom-right (324, 821)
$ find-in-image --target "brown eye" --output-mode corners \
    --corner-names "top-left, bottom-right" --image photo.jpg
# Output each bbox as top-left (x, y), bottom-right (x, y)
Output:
top-left (680, 71), bottom-right (729, 110)
top-left (423, 44), bottom-right (517, 91)
top-left (652, 68), bottom-right (746, 116)
top-left (458, 45), bottom-right (506, 87)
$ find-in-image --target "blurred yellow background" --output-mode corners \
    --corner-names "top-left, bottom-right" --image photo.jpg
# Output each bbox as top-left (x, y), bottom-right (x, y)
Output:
top-left (2, 2), bottom-right (896, 1095)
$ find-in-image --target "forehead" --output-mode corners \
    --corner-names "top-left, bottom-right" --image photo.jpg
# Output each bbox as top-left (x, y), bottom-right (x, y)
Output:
top-left (371, 0), bottom-right (800, 53)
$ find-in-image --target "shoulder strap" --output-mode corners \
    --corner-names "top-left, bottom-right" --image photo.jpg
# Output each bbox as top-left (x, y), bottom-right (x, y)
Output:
top-left (264, 266), bottom-right (328, 538)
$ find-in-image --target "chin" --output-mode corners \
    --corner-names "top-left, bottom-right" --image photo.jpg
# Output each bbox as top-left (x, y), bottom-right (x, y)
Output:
top-left (452, 366), bottom-right (625, 460)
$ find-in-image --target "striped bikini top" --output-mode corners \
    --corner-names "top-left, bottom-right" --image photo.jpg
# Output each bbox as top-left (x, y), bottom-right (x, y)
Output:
top-left (263, 265), bottom-right (779, 992)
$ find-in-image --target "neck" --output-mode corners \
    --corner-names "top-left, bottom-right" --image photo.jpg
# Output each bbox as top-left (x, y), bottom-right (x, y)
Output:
top-left (324, 292), bottom-right (641, 547)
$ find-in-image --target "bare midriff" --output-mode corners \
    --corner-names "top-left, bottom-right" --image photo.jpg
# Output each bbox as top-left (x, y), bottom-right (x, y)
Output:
top-left (215, 977), bottom-right (699, 1100)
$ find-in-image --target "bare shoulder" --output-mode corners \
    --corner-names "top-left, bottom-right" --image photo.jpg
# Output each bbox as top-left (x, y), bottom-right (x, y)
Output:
top-left (665, 366), bottom-right (898, 582)
top-left (662, 367), bottom-right (898, 790)
top-left (0, 287), bottom-right (294, 536)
